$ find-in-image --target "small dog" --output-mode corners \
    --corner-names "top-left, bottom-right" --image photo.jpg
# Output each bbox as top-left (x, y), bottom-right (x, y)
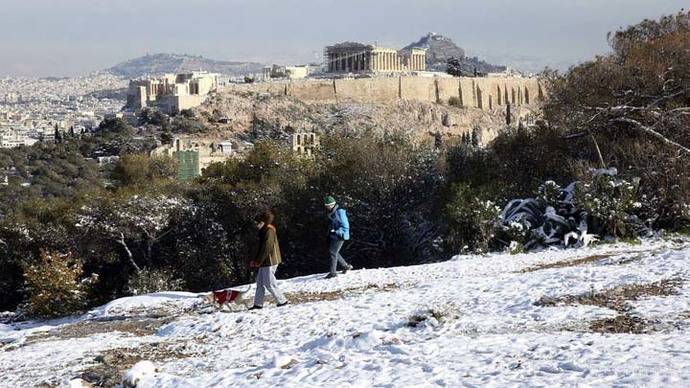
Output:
top-left (204, 286), bottom-right (252, 309)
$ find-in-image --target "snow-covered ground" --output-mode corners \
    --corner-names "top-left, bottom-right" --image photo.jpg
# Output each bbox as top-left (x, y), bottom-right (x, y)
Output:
top-left (1, 239), bottom-right (689, 387)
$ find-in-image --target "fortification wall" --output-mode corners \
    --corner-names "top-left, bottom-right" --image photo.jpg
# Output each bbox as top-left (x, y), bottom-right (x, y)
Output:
top-left (288, 80), bottom-right (336, 102)
top-left (335, 77), bottom-right (400, 103)
top-left (222, 76), bottom-right (544, 110)
top-left (400, 77), bottom-right (437, 102)
top-left (436, 78), bottom-right (460, 103)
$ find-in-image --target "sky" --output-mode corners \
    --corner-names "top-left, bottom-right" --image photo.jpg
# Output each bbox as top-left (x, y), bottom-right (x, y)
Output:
top-left (0, 0), bottom-right (687, 77)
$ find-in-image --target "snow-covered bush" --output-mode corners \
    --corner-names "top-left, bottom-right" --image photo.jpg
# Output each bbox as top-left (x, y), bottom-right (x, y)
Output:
top-left (575, 168), bottom-right (642, 238)
top-left (126, 268), bottom-right (185, 296)
top-left (21, 250), bottom-right (97, 318)
top-left (77, 193), bottom-right (192, 272)
top-left (445, 183), bottom-right (502, 253)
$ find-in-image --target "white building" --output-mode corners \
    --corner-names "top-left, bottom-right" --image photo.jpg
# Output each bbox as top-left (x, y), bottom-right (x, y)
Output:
top-left (126, 72), bottom-right (219, 114)
top-left (0, 128), bottom-right (30, 148)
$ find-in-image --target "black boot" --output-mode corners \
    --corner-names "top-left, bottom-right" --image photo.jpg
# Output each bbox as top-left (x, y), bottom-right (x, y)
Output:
top-left (248, 305), bottom-right (263, 310)
top-left (324, 273), bottom-right (337, 279)
top-left (342, 264), bottom-right (353, 274)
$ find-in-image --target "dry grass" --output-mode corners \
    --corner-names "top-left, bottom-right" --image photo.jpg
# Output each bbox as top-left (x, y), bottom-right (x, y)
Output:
top-left (28, 317), bottom-right (172, 343)
top-left (535, 278), bottom-right (684, 312)
top-left (589, 315), bottom-right (649, 334)
top-left (518, 254), bottom-right (615, 273)
top-left (266, 283), bottom-right (401, 305)
top-left (79, 342), bottom-right (193, 387)
top-left (536, 277), bottom-right (685, 334)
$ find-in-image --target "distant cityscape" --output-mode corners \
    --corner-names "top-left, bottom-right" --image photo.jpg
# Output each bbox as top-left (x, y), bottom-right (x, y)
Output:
top-left (0, 73), bottom-right (127, 147)
top-left (0, 34), bottom-right (523, 150)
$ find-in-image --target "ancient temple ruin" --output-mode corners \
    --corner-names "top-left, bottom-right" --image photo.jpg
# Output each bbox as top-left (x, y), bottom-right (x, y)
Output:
top-left (324, 42), bottom-right (426, 73)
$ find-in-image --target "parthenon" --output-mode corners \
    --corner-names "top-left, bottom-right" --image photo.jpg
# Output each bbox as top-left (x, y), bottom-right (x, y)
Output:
top-left (325, 42), bottom-right (426, 73)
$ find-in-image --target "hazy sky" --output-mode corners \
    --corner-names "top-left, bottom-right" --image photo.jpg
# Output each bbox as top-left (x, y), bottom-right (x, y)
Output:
top-left (1, 0), bottom-right (687, 77)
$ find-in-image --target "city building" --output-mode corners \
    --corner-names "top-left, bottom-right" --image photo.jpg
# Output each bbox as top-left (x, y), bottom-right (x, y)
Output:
top-left (151, 137), bottom-right (236, 181)
top-left (0, 73), bottom-right (126, 146)
top-left (0, 127), bottom-right (37, 148)
top-left (263, 65), bottom-right (312, 80)
top-left (126, 72), bottom-right (219, 114)
top-left (324, 42), bottom-right (426, 74)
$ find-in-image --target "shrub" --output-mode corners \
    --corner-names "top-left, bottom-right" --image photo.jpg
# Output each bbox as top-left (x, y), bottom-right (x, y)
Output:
top-left (171, 117), bottom-right (207, 133)
top-left (126, 268), bottom-right (185, 296)
top-left (97, 117), bottom-right (134, 135)
top-left (21, 250), bottom-right (97, 318)
top-left (448, 96), bottom-right (462, 107)
top-left (445, 183), bottom-right (501, 253)
top-left (111, 154), bottom-right (178, 187)
top-left (575, 168), bottom-right (642, 238)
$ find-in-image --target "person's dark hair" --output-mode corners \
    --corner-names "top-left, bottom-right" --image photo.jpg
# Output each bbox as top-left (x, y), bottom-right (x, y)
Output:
top-left (256, 209), bottom-right (274, 225)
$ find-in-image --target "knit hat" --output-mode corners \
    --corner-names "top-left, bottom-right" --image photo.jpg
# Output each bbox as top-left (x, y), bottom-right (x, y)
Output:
top-left (324, 196), bottom-right (336, 206)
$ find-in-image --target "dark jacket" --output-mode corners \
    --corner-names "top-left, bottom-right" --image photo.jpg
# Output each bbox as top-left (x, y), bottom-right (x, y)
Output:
top-left (255, 224), bottom-right (282, 267)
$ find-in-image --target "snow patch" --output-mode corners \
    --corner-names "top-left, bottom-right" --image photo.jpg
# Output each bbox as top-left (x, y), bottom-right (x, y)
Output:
top-left (122, 360), bottom-right (157, 387)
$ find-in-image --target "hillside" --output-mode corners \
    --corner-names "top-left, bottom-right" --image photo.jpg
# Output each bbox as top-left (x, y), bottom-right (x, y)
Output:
top-left (1, 239), bottom-right (689, 386)
top-left (192, 90), bottom-right (515, 143)
top-left (107, 54), bottom-right (265, 77)
top-left (403, 33), bottom-right (507, 74)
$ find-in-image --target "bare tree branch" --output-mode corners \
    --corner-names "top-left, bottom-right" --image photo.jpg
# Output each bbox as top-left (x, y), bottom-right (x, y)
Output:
top-left (611, 117), bottom-right (690, 154)
top-left (116, 232), bottom-right (141, 273)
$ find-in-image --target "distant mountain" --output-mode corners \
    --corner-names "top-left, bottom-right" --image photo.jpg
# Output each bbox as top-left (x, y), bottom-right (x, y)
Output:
top-left (107, 54), bottom-right (265, 78)
top-left (402, 33), bottom-right (506, 74)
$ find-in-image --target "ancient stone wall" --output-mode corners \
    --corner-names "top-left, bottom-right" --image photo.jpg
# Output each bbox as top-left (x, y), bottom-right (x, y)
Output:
top-left (289, 80), bottom-right (336, 103)
top-left (222, 76), bottom-right (544, 110)
top-left (334, 77), bottom-right (399, 103)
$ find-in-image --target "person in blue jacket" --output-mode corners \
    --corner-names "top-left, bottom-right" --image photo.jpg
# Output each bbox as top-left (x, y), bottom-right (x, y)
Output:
top-left (324, 196), bottom-right (353, 279)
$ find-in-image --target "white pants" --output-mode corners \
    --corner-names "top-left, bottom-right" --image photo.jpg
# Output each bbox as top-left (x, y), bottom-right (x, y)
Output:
top-left (254, 265), bottom-right (287, 307)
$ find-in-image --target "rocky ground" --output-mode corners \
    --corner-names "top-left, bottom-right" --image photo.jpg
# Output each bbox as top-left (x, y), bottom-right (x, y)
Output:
top-left (192, 90), bottom-right (522, 145)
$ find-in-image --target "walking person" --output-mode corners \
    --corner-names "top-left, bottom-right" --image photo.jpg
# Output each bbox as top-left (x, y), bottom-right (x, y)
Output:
top-left (324, 196), bottom-right (353, 279)
top-left (249, 210), bottom-right (288, 310)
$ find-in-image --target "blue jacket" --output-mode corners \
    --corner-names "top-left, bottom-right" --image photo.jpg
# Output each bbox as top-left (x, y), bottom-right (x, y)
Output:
top-left (329, 206), bottom-right (350, 241)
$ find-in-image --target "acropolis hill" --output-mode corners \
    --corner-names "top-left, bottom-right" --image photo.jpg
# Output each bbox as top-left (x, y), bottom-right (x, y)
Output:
top-left (126, 35), bottom-right (545, 147)
top-left (187, 74), bottom-right (542, 150)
